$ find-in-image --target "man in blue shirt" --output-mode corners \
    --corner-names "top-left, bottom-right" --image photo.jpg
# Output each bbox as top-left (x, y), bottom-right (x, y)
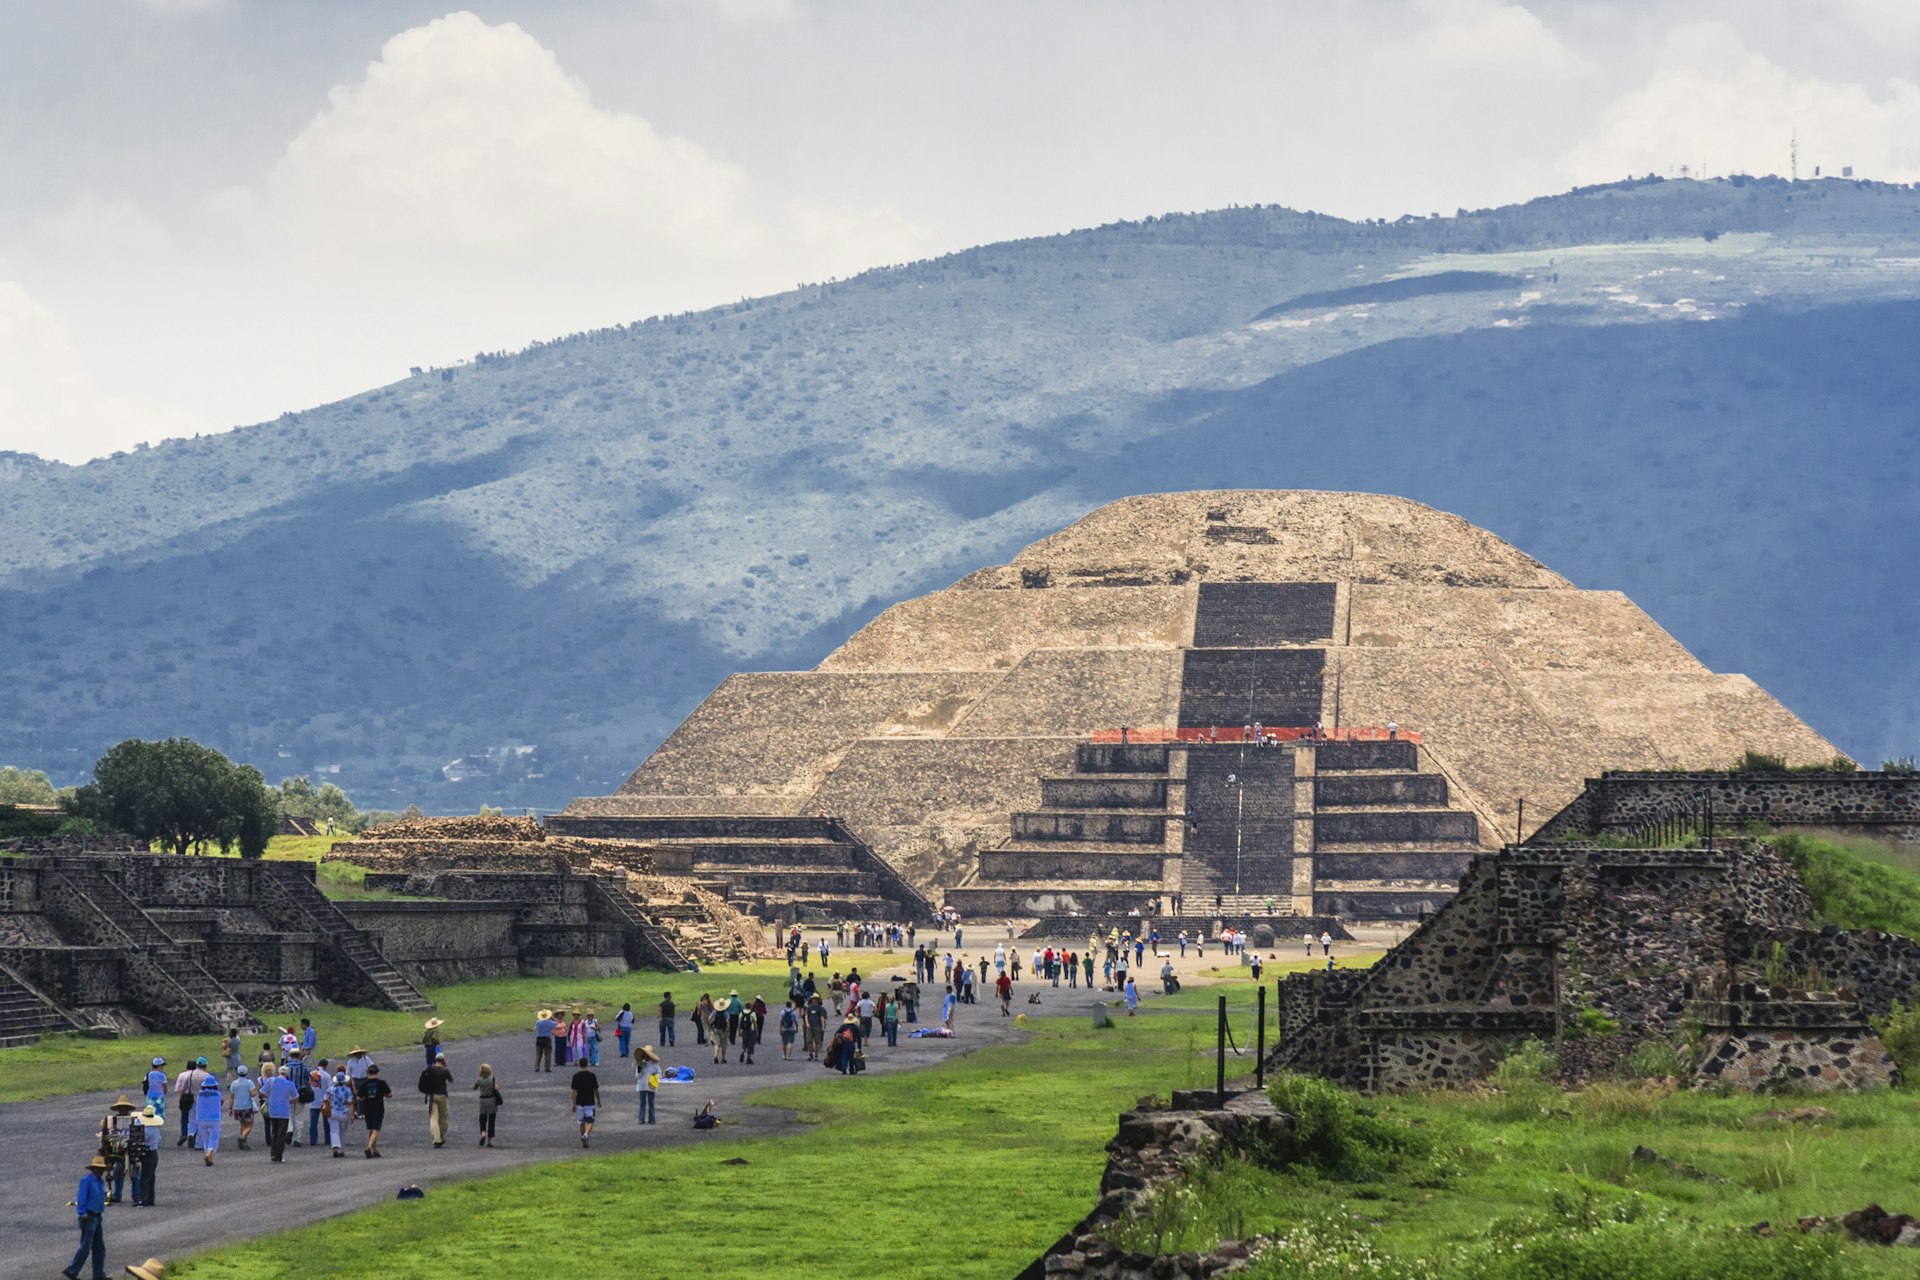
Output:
top-left (534, 1010), bottom-right (556, 1072)
top-left (300, 1017), bottom-right (317, 1059)
top-left (259, 1063), bottom-right (300, 1163)
top-left (64, 1155), bottom-right (109, 1280)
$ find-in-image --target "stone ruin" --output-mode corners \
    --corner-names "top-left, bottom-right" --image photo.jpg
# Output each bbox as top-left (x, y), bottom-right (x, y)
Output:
top-left (1270, 838), bottom-right (1903, 1093)
top-left (554, 490), bottom-right (1835, 926)
top-left (329, 815), bottom-right (777, 970)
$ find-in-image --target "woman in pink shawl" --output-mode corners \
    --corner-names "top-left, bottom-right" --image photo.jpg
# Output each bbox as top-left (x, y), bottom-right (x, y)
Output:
top-left (567, 1010), bottom-right (590, 1065)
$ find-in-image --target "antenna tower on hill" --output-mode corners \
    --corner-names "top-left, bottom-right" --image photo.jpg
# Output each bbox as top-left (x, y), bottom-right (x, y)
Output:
top-left (1790, 130), bottom-right (1799, 181)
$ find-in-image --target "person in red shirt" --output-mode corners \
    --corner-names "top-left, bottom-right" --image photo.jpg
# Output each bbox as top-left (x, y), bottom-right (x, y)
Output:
top-left (995, 970), bottom-right (1013, 1015)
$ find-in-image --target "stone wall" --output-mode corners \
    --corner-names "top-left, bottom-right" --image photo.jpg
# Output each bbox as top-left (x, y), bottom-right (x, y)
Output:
top-left (1017, 1085), bottom-right (1285, 1280)
top-left (1270, 841), bottom-right (1899, 1093)
top-left (1533, 772), bottom-right (1920, 843)
top-left (335, 901), bottom-right (521, 986)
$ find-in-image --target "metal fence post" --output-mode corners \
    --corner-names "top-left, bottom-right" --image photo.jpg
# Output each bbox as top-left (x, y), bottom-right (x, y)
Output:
top-left (1256, 986), bottom-right (1267, 1090)
top-left (1216, 995), bottom-right (1227, 1109)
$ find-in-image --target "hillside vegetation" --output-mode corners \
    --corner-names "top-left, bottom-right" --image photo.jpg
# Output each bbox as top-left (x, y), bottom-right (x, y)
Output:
top-left (3, 177), bottom-right (1919, 808)
top-left (1769, 830), bottom-right (1920, 938)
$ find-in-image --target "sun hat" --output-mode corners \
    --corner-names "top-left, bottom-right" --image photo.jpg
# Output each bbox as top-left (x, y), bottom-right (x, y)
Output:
top-left (334, 1073), bottom-right (347, 1084)
top-left (87, 1155), bottom-right (110, 1172)
top-left (349, 1045), bottom-right (365, 1054)
top-left (127, 1259), bottom-right (168, 1280)
top-left (195, 1057), bottom-right (207, 1067)
top-left (424, 1017), bottom-right (444, 1030)
top-left (537, 1009), bottom-right (553, 1020)
top-left (638, 1045), bottom-right (660, 1063)
top-left (138, 1106), bottom-right (163, 1127)
top-left (110, 1094), bottom-right (136, 1112)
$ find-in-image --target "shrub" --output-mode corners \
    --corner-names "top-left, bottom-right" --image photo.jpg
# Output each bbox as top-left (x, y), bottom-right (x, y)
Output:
top-left (1621, 1037), bottom-right (1692, 1080)
top-left (1872, 1001), bottom-right (1920, 1080)
top-left (1567, 1007), bottom-right (1621, 1039)
top-left (1265, 1074), bottom-right (1428, 1176)
top-left (1883, 756), bottom-right (1918, 774)
top-left (1487, 1037), bottom-right (1561, 1120)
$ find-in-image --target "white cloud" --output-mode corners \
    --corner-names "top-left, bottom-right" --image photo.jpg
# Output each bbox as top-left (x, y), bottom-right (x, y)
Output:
top-left (1413, 2), bottom-right (1583, 75)
top-left (0, 281), bottom-right (205, 463)
top-left (1562, 23), bottom-right (1920, 182)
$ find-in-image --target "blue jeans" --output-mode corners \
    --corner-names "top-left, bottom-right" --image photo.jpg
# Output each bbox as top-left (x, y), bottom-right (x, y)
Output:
top-left (68, 1213), bottom-right (106, 1279)
top-left (617, 1027), bottom-right (630, 1056)
top-left (885, 1020), bottom-right (898, 1046)
top-left (659, 1017), bottom-right (675, 1047)
top-left (309, 1104), bottom-right (322, 1145)
top-left (107, 1159), bottom-right (126, 1203)
top-left (637, 1092), bottom-right (655, 1123)
top-left (424, 1044), bottom-right (437, 1067)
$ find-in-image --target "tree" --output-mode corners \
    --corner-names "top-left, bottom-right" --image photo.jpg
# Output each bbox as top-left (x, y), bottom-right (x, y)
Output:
top-left (73, 738), bottom-right (278, 858)
top-left (276, 775), bottom-right (365, 833)
top-left (0, 765), bottom-right (60, 805)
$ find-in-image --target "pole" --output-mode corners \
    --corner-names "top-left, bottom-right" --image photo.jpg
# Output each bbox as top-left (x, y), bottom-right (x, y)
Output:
top-left (1255, 986), bottom-right (1267, 1090)
top-left (1516, 798), bottom-right (1525, 846)
top-left (1216, 995), bottom-right (1228, 1109)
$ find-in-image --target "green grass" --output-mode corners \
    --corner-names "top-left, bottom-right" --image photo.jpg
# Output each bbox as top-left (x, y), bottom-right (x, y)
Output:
top-left (0, 962), bottom-right (799, 1103)
top-left (176, 997), bottom-right (1263, 1279)
top-left (1768, 829), bottom-right (1920, 936)
top-left (1118, 1075), bottom-right (1920, 1279)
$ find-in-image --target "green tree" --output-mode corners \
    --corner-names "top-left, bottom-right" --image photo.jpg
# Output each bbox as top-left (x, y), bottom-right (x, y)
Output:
top-left (0, 765), bottom-right (60, 805)
top-left (73, 738), bottom-right (278, 858)
top-left (276, 775), bottom-right (363, 832)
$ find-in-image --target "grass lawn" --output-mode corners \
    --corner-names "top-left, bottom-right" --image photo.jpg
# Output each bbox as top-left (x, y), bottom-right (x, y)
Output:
top-left (0, 961), bottom-right (801, 1103)
top-left (1116, 1073), bottom-right (1920, 1279)
top-left (178, 996), bottom-right (1263, 1279)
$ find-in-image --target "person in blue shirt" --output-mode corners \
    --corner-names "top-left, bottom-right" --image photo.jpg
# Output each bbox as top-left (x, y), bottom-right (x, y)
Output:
top-left (143, 1057), bottom-right (167, 1119)
top-left (326, 1072), bottom-right (355, 1155)
top-left (64, 1155), bottom-right (109, 1280)
top-left (259, 1064), bottom-right (300, 1163)
top-left (300, 1018), bottom-right (317, 1061)
top-left (614, 1003), bottom-right (633, 1058)
top-left (534, 1010), bottom-right (556, 1072)
top-left (194, 1072), bottom-right (224, 1165)
top-left (229, 1066), bottom-right (257, 1150)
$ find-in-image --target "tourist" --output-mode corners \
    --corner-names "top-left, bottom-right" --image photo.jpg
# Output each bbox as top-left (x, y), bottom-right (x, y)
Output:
top-left (259, 1064), bottom-right (297, 1163)
top-left (1161, 959), bottom-right (1177, 994)
top-left (994, 942), bottom-right (1006, 975)
top-left (693, 993), bottom-right (713, 1045)
top-left (143, 1056), bottom-right (167, 1118)
top-left (194, 1069), bottom-right (224, 1165)
top-left (804, 993), bottom-right (827, 1059)
top-left (65, 1154), bottom-right (110, 1280)
top-left (171, 1058), bottom-right (204, 1147)
top-left (345, 1045), bottom-right (372, 1085)
top-left (358, 1064), bottom-right (391, 1158)
top-left (327, 1070), bottom-right (356, 1156)
top-left (996, 968), bottom-right (1013, 1014)
top-left (300, 1017), bottom-right (317, 1061)
top-left (857, 991), bottom-right (876, 1041)
top-left (741, 1002), bottom-right (762, 1065)
top-left (555, 1009), bottom-right (572, 1066)
top-left (585, 1011), bottom-right (603, 1067)
top-left (279, 1025), bottom-right (299, 1060)
top-left (97, 1095), bottom-right (138, 1203)
top-left (883, 991), bottom-right (901, 1046)
top-left (1303, 931), bottom-right (1314, 957)
top-left (778, 1001), bottom-right (800, 1059)
top-left (422, 1016), bottom-right (444, 1068)
top-left (1251, 953), bottom-right (1264, 982)
top-left (130, 1106), bottom-right (160, 1205)
top-left (721, 990), bottom-right (744, 1043)
top-left (1124, 975), bottom-right (1140, 1016)
top-left (830, 974), bottom-right (846, 1016)
top-left (1387, 720), bottom-right (1398, 740)
top-left (1320, 932), bottom-right (1332, 956)
top-left (307, 1059), bottom-right (331, 1147)
top-left (658, 992), bottom-right (677, 1048)
top-left (711, 1008), bottom-right (730, 1064)
top-left (568, 1009), bottom-right (592, 1065)
top-left (282, 1053), bottom-right (308, 1146)
top-left (221, 1027), bottom-right (242, 1078)
top-left (230, 1065), bottom-right (256, 1150)
top-left (570, 1058), bottom-right (601, 1148)
top-left (635, 1045), bottom-right (660, 1124)
top-left (954, 923), bottom-right (963, 948)
top-left (472, 1064), bottom-right (501, 1148)
top-left (257, 1040), bottom-right (275, 1076)
top-left (1032, 947), bottom-right (1044, 980)
top-left (534, 1009), bottom-right (556, 1071)
top-left (615, 1002), bottom-right (634, 1057)
top-left (1010, 951), bottom-right (1021, 981)
top-left (941, 984), bottom-right (956, 1029)
top-left (419, 1052), bottom-right (453, 1148)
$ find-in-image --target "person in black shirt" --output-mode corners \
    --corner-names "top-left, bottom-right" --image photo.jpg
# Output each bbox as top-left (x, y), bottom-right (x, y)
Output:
top-left (570, 1066), bottom-right (600, 1148)
top-left (357, 1065), bottom-right (392, 1158)
top-left (418, 1054), bottom-right (453, 1148)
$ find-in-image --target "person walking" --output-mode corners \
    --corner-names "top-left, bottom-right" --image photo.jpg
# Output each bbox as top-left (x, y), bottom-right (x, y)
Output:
top-left (1320, 931), bottom-right (1333, 956)
top-left (534, 1009), bottom-right (556, 1072)
top-left (143, 1057), bottom-right (168, 1119)
top-left (634, 1045), bottom-right (659, 1124)
top-left (171, 1058), bottom-right (203, 1148)
top-left (358, 1064), bottom-right (391, 1158)
top-left (778, 1001), bottom-right (799, 1060)
top-left (229, 1066), bottom-right (256, 1150)
top-left (97, 1095), bottom-right (138, 1204)
top-left (883, 991), bottom-right (901, 1046)
top-left (804, 993), bottom-right (827, 1060)
top-left (570, 1059), bottom-right (601, 1148)
top-left (615, 1003), bottom-right (633, 1058)
top-left (1251, 953), bottom-right (1265, 982)
top-left (658, 992), bottom-right (676, 1048)
top-left (306, 1059), bottom-right (330, 1148)
top-left (1124, 975), bottom-right (1141, 1016)
top-left (259, 1064), bottom-right (297, 1163)
top-left (584, 1012), bottom-right (602, 1067)
top-left (194, 1070), bottom-right (224, 1165)
top-left (300, 1017), bottom-right (317, 1062)
top-left (738, 1003), bottom-right (760, 1066)
top-left (995, 969), bottom-right (1013, 1015)
top-left (419, 1052), bottom-right (453, 1148)
top-left (422, 1017), bottom-right (444, 1068)
top-left (64, 1155), bottom-right (110, 1280)
top-left (326, 1071), bottom-right (355, 1156)
top-left (221, 1027), bottom-right (242, 1078)
top-left (692, 994), bottom-right (712, 1046)
top-left (130, 1106), bottom-right (160, 1206)
top-left (472, 1064), bottom-right (501, 1148)
top-left (941, 984), bottom-right (956, 1029)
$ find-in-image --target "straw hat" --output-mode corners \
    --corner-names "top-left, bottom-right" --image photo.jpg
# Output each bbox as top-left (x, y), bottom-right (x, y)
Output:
top-left (637, 1045), bottom-right (660, 1063)
top-left (127, 1259), bottom-right (167, 1280)
top-left (537, 1010), bottom-right (553, 1020)
top-left (109, 1094), bottom-right (136, 1112)
top-left (424, 1017), bottom-right (444, 1030)
top-left (87, 1155), bottom-right (110, 1172)
top-left (138, 1106), bottom-right (163, 1127)
top-left (349, 1045), bottom-right (365, 1055)
top-left (727, 989), bottom-right (739, 997)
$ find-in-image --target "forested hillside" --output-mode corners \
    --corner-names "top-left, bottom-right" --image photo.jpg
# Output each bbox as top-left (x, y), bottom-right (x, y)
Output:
top-left (4, 175), bottom-right (1917, 809)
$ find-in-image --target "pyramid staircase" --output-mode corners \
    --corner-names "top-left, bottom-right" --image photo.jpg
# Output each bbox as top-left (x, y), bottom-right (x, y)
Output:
top-left (43, 860), bottom-right (263, 1035)
top-left (0, 958), bottom-right (88, 1048)
top-left (583, 876), bottom-right (696, 971)
top-left (255, 863), bottom-right (434, 1012)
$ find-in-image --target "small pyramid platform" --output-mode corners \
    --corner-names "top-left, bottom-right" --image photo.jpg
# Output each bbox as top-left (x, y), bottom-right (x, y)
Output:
top-left (557, 491), bottom-right (1838, 919)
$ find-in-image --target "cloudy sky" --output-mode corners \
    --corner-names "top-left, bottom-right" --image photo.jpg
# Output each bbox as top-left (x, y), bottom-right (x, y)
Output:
top-left (3, 0), bottom-right (1918, 463)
